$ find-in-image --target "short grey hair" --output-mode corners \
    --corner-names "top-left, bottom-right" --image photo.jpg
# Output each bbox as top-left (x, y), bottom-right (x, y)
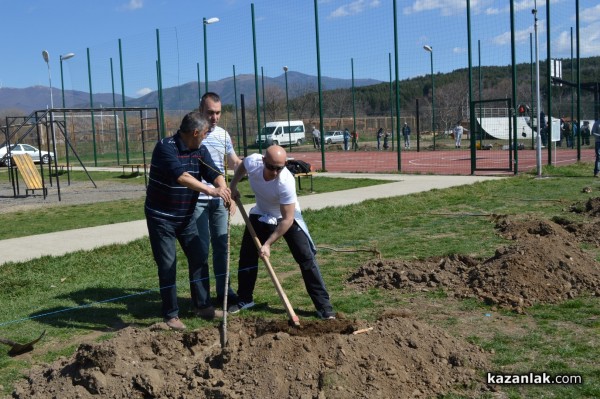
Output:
top-left (179, 111), bottom-right (208, 135)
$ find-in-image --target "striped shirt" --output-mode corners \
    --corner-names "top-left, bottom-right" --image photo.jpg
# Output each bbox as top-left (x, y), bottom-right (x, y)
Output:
top-left (197, 125), bottom-right (236, 200)
top-left (145, 132), bottom-right (221, 224)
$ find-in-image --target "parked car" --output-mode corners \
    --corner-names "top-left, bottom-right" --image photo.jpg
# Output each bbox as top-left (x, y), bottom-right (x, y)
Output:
top-left (323, 130), bottom-right (345, 144)
top-left (0, 144), bottom-right (53, 167)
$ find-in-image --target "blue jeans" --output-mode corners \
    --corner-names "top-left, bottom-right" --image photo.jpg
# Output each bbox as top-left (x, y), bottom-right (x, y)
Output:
top-left (595, 141), bottom-right (600, 176)
top-left (146, 215), bottom-right (211, 319)
top-left (194, 199), bottom-right (237, 302)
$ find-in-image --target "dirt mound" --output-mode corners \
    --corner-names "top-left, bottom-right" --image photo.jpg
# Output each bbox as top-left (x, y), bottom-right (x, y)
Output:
top-left (13, 316), bottom-right (490, 399)
top-left (348, 217), bottom-right (600, 313)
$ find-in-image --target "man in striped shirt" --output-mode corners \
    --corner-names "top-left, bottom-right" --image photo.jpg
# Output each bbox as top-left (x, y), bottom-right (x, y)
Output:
top-left (145, 111), bottom-right (232, 331)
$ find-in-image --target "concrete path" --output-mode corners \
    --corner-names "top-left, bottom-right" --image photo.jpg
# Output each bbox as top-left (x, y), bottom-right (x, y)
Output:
top-left (0, 173), bottom-right (501, 265)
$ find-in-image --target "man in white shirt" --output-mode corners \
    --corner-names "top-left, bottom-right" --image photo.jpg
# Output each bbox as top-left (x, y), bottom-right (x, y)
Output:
top-left (194, 92), bottom-right (242, 316)
top-left (229, 145), bottom-right (335, 319)
top-left (312, 126), bottom-right (321, 149)
top-left (454, 121), bottom-right (464, 149)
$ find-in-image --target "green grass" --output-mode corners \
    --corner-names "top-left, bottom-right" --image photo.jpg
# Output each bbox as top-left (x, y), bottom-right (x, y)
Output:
top-left (0, 163), bottom-right (599, 397)
top-left (0, 171), bottom-right (389, 240)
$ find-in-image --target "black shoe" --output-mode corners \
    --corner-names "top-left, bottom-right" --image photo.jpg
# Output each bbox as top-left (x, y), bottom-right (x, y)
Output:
top-left (215, 294), bottom-right (239, 309)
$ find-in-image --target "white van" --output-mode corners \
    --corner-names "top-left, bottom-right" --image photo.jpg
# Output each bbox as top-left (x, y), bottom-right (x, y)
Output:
top-left (255, 120), bottom-right (306, 146)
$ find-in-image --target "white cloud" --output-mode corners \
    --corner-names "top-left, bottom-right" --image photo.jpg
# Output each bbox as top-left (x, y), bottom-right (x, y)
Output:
top-left (514, 0), bottom-right (563, 13)
top-left (491, 23), bottom-right (545, 46)
top-left (579, 22), bottom-right (600, 56)
top-left (329, 0), bottom-right (381, 19)
top-left (136, 88), bottom-right (152, 97)
top-left (402, 0), bottom-right (489, 16)
top-left (119, 0), bottom-right (143, 11)
top-left (452, 47), bottom-right (466, 54)
top-left (513, 0), bottom-right (535, 13)
top-left (581, 3), bottom-right (600, 23)
top-left (485, 7), bottom-right (500, 15)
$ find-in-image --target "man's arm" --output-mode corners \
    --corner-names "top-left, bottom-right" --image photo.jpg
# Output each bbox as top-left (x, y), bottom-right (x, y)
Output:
top-left (229, 161), bottom-right (247, 200)
top-left (177, 172), bottom-right (231, 204)
top-left (259, 203), bottom-right (295, 259)
top-left (227, 151), bottom-right (243, 172)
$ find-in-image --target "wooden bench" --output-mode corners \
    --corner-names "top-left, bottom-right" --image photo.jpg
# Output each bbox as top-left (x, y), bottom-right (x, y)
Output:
top-left (54, 163), bottom-right (72, 173)
top-left (296, 172), bottom-right (315, 192)
top-left (12, 154), bottom-right (47, 197)
top-left (122, 163), bottom-right (145, 175)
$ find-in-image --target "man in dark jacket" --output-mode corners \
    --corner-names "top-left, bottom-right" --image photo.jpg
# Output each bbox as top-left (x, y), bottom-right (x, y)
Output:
top-left (145, 111), bottom-right (232, 330)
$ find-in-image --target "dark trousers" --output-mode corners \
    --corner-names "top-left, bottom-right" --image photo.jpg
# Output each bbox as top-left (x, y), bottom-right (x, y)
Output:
top-left (237, 214), bottom-right (333, 313)
top-left (594, 141), bottom-right (600, 176)
top-left (146, 215), bottom-right (211, 319)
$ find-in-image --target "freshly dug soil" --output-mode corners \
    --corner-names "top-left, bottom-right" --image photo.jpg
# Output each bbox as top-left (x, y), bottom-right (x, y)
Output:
top-left (348, 215), bottom-right (600, 313)
top-left (7, 184), bottom-right (600, 398)
top-left (13, 315), bottom-right (491, 399)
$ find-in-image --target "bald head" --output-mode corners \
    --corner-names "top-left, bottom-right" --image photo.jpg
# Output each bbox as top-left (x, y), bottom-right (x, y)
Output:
top-left (261, 145), bottom-right (287, 180)
top-left (264, 145), bottom-right (287, 165)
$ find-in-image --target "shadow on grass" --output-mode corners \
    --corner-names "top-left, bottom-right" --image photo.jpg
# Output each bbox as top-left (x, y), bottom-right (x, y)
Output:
top-left (28, 287), bottom-right (168, 331)
top-left (117, 173), bottom-right (144, 180)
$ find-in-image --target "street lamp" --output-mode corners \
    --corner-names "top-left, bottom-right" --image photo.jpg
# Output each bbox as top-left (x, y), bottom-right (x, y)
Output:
top-left (203, 17), bottom-right (219, 94)
top-left (283, 66), bottom-right (292, 152)
top-left (41, 50), bottom-right (54, 108)
top-left (60, 52), bottom-right (75, 184)
top-left (60, 53), bottom-right (75, 109)
top-left (42, 50), bottom-right (59, 196)
top-left (423, 45), bottom-right (436, 150)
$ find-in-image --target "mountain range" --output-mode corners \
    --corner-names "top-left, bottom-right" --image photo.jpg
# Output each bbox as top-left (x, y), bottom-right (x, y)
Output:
top-left (0, 72), bottom-right (381, 115)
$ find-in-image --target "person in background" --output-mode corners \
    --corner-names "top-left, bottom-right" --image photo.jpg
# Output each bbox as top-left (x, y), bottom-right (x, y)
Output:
top-left (581, 121), bottom-right (591, 146)
top-left (228, 145), bottom-right (336, 320)
top-left (145, 111), bottom-right (232, 331)
top-left (454, 121), bottom-right (464, 149)
top-left (343, 128), bottom-right (350, 151)
top-left (376, 128), bottom-right (384, 150)
top-left (195, 92), bottom-right (241, 313)
top-left (351, 130), bottom-right (359, 151)
top-left (402, 122), bottom-right (411, 149)
top-left (540, 122), bottom-right (548, 148)
top-left (592, 118), bottom-right (600, 177)
top-left (312, 126), bottom-right (321, 150)
top-left (383, 131), bottom-right (390, 150)
top-left (563, 119), bottom-right (573, 148)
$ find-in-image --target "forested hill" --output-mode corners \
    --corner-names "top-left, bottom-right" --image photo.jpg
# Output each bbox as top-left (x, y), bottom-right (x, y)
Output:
top-left (331, 56), bottom-right (600, 117)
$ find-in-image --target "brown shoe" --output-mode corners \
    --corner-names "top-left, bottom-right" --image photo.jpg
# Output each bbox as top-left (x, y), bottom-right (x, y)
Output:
top-left (194, 306), bottom-right (223, 320)
top-left (164, 317), bottom-right (186, 330)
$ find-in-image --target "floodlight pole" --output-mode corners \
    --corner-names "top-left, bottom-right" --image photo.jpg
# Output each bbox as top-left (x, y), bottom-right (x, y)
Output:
top-left (423, 45), bottom-right (435, 150)
top-left (283, 66), bottom-right (292, 153)
top-left (60, 52), bottom-right (75, 185)
top-left (42, 50), bottom-right (54, 109)
top-left (533, 3), bottom-right (542, 177)
top-left (42, 50), bottom-right (60, 197)
top-left (203, 17), bottom-right (219, 94)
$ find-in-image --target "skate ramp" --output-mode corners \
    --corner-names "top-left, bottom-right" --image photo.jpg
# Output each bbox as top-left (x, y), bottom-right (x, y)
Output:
top-left (477, 117), bottom-right (533, 140)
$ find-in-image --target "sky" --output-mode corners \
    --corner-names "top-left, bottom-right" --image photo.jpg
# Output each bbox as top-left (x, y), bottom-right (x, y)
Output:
top-left (0, 0), bottom-right (598, 98)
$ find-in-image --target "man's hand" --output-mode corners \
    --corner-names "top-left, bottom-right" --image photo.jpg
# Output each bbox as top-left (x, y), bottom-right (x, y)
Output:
top-left (226, 196), bottom-right (237, 215)
top-left (259, 243), bottom-right (271, 259)
top-left (211, 186), bottom-right (231, 205)
top-left (231, 186), bottom-right (241, 201)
